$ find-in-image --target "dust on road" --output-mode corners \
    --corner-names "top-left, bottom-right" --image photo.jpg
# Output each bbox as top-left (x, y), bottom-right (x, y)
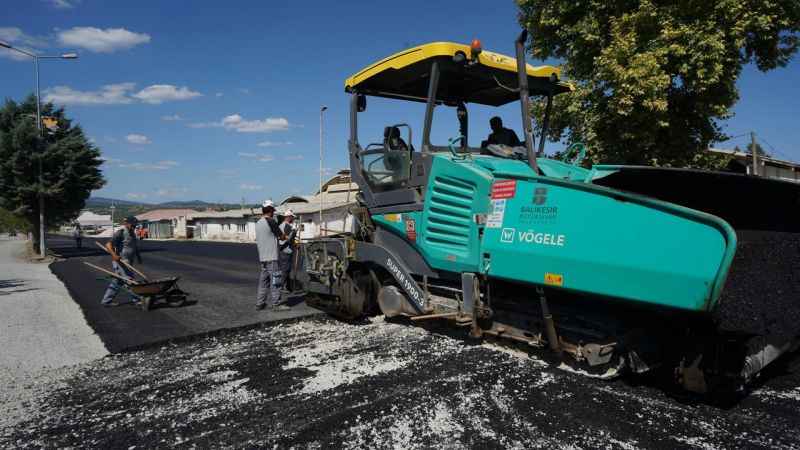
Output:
top-left (2, 316), bottom-right (799, 449)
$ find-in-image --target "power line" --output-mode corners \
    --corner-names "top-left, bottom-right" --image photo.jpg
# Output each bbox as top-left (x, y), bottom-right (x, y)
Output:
top-left (756, 135), bottom-right (797, 162)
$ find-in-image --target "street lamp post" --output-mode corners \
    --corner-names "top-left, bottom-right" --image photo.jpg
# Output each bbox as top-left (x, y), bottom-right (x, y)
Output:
top-left (110, 204), bottom-right (116, 234)
top-left (0, 40), bottom-right (78, 256)
top-left (319, 105), bottom-right (327, 236)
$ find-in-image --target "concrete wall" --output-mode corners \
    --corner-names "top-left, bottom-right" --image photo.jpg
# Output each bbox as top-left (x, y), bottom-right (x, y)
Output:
top-left (146, 221), bottom-right (173, 239)
top-left (195, 218), bottom-right (257, 241)
top-left (295, 205), bottom-right (353, 238)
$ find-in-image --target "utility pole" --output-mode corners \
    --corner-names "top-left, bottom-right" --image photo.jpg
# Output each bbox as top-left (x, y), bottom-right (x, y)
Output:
top-left (751, 131), bottom-right (760, 176)
top-left (319, 105), bottom-right (327, 236)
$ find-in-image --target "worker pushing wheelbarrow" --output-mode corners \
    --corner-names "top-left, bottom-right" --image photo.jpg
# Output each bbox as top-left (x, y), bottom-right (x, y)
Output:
top-left (85, 216), bottom-right (186, 311)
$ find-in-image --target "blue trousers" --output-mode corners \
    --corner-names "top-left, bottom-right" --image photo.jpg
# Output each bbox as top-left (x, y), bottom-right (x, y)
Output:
top-left (101, 260), bottom-right (141, 304)
top-left (256, 260), bottom-right (282, 307)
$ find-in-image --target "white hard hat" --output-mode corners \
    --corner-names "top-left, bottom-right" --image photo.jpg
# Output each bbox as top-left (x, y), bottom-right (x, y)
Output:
top-left (285, 209), bottom-right (295, 217)
top-left (262, 199), bottom-right (275, 208)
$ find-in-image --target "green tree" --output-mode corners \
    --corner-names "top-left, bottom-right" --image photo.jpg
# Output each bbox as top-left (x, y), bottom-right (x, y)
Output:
top-left (519, 0), bottom-right (800, 168)
top-left (0, 95), bottom-right (105, 253)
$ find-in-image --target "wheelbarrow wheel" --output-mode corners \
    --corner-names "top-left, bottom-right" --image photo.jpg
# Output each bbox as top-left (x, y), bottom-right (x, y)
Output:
top-left (166, 286), bottom-right (187, 307)
top-left (142, 296), bottom-right (152, 311)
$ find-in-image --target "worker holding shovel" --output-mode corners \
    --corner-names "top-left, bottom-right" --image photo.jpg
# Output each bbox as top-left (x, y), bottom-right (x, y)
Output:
top-left (100, 216), bottom-right (144, 307)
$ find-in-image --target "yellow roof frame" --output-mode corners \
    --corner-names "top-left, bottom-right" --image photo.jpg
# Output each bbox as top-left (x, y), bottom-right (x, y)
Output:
top-left (345, 41), bottom-right (572, 95)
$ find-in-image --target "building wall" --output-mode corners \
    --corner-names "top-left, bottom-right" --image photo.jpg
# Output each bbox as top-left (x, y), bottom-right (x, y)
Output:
top-left (762, 164), bottom-right (799, 182)
top-left (175, 216), bottom-right (188, 239)
top-left (295, 205), bottom-right (353, 238)
top-left (195, 217), bottom-right (257, 241)
top-left (146, 221), bottom-right (173, 239)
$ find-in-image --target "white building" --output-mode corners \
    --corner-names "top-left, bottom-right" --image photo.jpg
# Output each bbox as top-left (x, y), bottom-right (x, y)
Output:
top-left (135, 209), bottom-right (198, 239)
top-left (186, 170), bottom-right (360, 242)
top-left (74, 210), bottom-right (112, 229)
top-left (190, 208), bottom-right (261, 241)
top-left (278, 169), bottom-right (359, 238)
top-left (710, 147), bottom-right (800, 182)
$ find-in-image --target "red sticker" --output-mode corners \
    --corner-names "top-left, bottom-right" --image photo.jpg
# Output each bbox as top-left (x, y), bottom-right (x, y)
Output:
top-left (405, 218), bottom-right (417, 241)
top-left (491, 180), bottom-right (517, 199)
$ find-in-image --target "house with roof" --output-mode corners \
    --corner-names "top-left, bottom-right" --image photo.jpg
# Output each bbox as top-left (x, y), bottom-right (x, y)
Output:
top-left (74, 210), bottom-right (112, 230)
top-left (278, 169), bottom-right (359, 238)
top-left (709, 147), bottom-right (800, 183)
top-left (189, 208), bottom-right (261, 241)
top-left (135, 209), bottom-right (198, 239)
top-left (182, 170), bottom-right (360, 242)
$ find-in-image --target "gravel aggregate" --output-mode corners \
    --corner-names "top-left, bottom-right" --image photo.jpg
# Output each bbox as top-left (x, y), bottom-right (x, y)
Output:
top-left (2, 316), bottom-right (799, 448)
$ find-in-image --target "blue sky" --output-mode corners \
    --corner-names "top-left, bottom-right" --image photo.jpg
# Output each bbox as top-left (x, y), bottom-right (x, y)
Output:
top-left (3, 0), bottom-right (799, 204)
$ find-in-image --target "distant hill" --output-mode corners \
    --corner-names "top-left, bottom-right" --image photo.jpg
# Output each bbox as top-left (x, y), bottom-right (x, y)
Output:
top-left (157, 200), bottom-right (215, 208)
top-left (86, 197), bottom-right (151, 207)
top-left (83, 197), bottom-right (259, 220)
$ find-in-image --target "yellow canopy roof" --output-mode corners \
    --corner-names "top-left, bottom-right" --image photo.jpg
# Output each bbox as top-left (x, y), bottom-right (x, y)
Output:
top-left (345, 42), bottom-right (571, 106)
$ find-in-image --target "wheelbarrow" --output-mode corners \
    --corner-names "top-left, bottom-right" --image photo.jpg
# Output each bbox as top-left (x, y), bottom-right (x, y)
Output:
top-left (85, 242), bottom-right (188, 311)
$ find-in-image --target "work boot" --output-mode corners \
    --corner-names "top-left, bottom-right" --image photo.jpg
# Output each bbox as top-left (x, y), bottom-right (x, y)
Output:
top-left (256, 303), bottom-right (266, 311)
top-left (271, 304), bottom-right (291, 312)
top-left (102, 301), bottom-right (120, 307)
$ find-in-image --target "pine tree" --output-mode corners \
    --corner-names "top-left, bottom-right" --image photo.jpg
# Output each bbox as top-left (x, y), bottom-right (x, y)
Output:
top-left (0, 95), bottom-right (106, 253)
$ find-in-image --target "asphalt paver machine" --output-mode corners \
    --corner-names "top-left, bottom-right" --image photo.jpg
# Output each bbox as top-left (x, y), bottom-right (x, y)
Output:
top-left (294, 31), bottom-right (800, 394)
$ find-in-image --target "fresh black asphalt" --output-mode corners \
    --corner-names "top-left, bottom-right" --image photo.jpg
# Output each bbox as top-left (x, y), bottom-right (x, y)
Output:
top-left (0, 235), bottom-right (796, 447)
top-left (46, 235), bottom-right (319, 353)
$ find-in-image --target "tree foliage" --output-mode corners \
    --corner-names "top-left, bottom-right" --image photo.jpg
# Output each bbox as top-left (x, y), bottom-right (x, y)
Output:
top-left (519, 0), bottom-right (800, 167)
top-left (0, 95), bottom-right (105, 250)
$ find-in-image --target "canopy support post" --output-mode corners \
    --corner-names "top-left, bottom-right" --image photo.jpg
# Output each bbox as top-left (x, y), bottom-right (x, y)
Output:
top-left (422, 61), bottom-right (440, 152)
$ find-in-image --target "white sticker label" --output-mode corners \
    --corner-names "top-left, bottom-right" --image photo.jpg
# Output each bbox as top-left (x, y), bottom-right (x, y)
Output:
top-left (487, 199), bottom-right (506, 229)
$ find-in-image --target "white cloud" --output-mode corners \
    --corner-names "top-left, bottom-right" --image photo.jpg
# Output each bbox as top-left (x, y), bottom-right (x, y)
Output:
top-left (45, 0), bottom-right (79, 8)
top-left (161, 114), bottom-right (183, 121)
top-left (239, 183), bottom-right (263, 191)
top-left (257, 140), bottom-right (293, 147)
top-left (44, 82), bottom-right (136, 105)
top-left (102, 157), bottom-right (177, 171)
top-left (187, 122), bottom-right (218, 129)
top-left (284, 155), bottom-right (304, 161)
top-left (238, 152), bottom-right (274, 162)
top-left (221, 114), bottom-right (289, 133)
top-left (44, 83), bottom-right (202, 106)
top-left (133, 85), bottom-right (202, 104)
top-left (58, 27), bottom-right (150, 53)
top-left (126, 192), bottom-right (148, 200)
top-left (189, 114), bottom-right (289, 133)
top-left (119, 160), bottom-right (178, 171)
top-left (215, 92), bottom-right (223, 97)
top-left (238, 88), bottom-right (251, 94)
top-left (0, 27), bottom-right (50, 61)
top-left (126, 134), bottom-right (152, 145)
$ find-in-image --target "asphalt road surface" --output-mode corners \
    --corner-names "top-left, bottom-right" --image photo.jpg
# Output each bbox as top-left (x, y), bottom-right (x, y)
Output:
top-left (2, 316), bottom-right (799, 448)
top-left (4, 235), bottom-right (795, 448)
top-left (46, 235), bottom-right (318, 352)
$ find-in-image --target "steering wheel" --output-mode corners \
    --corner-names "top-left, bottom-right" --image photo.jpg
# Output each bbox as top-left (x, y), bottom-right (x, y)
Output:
top-left (562, 142), bottom-right (587, 166)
